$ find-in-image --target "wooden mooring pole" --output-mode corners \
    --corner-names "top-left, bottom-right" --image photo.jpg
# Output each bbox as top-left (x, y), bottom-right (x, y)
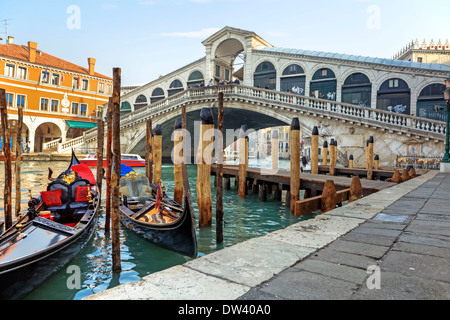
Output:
top-left (367, 136), bottom-right (374, 180)
top-left (216, 92), bottom-right (224, 244)
top-left (329, 138), bottom-right (336, 176)
top-left (105, 98), bottom-right (113, 233)
top-left (96, 118), bottom-right (104, 197)
top-left (111, 68), bottom-right (122, 273)
top-left (173, 118), bottom-right (183, 205)
top-left (146, 119), bottom-right (153, 184)
top-left (349, 154), bottom-right (354, 169)
top-left (272, 129), bottom-right (279, 173)
top-left (153, 124), bottom-right (162, 186)
top-left (15, 106), bottom-right (23, 218)
top-left (0, 89), bottom-right (12, 229)
top-left (290, 117), bottom-right (300, 214)
top-left (322, 141), bottom-right (328, 166)
top-left (197, 107), bottom-right (214, 228)
top-left (311, 126), bottom-right (319, 175)
top-left (238, 125), bottom-right (248, 198)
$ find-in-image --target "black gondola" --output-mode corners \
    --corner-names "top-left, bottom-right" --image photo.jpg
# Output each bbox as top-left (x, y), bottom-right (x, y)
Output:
top-left (119, 172), bottom-right (197, 258)
top-left (0, 151), bottom-right (100, 300)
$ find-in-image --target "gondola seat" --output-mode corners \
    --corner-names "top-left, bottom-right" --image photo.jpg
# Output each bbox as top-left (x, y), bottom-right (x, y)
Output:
top-left (120, 174), bottom-right (153, 204)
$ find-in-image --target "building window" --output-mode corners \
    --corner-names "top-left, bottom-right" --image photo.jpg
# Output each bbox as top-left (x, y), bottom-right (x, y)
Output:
top-left (417, 57), bottom-right (423, 63)
top-left (80, 103), bottom-right (87, 116)
top-left (215, 65), bottom-right (220, 78)
top-left (17, 66), bottom-right (27, 80)
top-left (82, 79), bottom-right (89, 91)
top-left (98, 82), bottom-right (104, 93)
top-left (106, 84), bottom-right (112, 95)
top-left (52, 73), bottom-right (60, 86)
top-left (72, 77), bottom-right (79, 89)
top-left (16, 95), bottom-right (26, 109)
top-left (40, 98), bottom-right (49, 111)
top-left (41, 71), bottom-right (50, 84)
top-left (321, 69), bottom-right (327, 77)
top-left (5, 93), bottom-right (13, 108)
top-left (389, 79), bottom-right (399, 88)
top-left (71, 102), bottom-right (79, 115)
top-left (51, 100), bottom-right (59, 112)
top-left (97, 106), bottom-right (103, 118)
top-left (225, 69), bottom-right (230, 81)
top-left (5, 64), bottom-right (15, 77)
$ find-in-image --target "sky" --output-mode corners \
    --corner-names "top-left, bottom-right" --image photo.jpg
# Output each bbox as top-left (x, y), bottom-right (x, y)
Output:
top-left (0, 0), bottom-right (449, 86)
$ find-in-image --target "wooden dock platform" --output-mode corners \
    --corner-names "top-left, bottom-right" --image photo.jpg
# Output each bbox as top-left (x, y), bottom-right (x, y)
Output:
top-left (211, 165), bottom-right (397, 197)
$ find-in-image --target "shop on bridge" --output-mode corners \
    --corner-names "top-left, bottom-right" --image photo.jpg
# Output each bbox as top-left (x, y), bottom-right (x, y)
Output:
top-left (416, 83), bottom-right (447, 122)
top-left (310, 68), bottom-right (337, 101)
top-left (341, 72), bottom-right (372, 108)
top-left (280, 64), bottom-right (306, 95)
top-left (377, 78), bottom-right (411, 115)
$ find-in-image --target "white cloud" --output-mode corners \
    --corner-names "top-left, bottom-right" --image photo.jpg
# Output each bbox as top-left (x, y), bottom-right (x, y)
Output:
top-left (157, 27), bottom-right (221, 38)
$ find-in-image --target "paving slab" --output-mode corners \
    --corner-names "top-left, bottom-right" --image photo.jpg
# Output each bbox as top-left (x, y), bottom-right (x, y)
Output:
top-left (392, 241), bottom-right (450, 259)
top-left (309, 248), bottom-right (378, 270)
top-left (405, 219), bottom-right (450, 237)
top-left (250, 268), bottom-right (359, 300)
top-left (185, 236), bottom-right (315, 287)
top-left (325, 239), bottom-right (390, 259)
top-left (83, 265), bottom-right (250, 300)
top-left (351, 272), bottom-right (450, 300)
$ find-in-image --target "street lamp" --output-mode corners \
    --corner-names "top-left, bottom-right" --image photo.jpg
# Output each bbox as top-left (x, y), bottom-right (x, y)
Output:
top-left (442, 77), bottom-right (450, 165)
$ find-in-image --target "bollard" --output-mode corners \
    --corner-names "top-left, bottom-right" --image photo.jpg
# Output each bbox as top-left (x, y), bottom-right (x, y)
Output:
top-left (197, 107), bottom-right (214, 228)
top-left (374, 155), bottom-right (380, 171)
top-left (321, 180), bottom-right (337, 214)
top-left (349, 176), bottom-right (362, 202)
top-left (311, 126), bottom-right (319, 174)
top-left (401, 169), bottom-right (410, 182)
top-left (290, 117), bottom-right (301, 214)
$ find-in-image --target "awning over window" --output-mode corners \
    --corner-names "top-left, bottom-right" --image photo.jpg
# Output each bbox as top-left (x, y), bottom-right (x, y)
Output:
top-left (66, 121), bottom-right (98, 129)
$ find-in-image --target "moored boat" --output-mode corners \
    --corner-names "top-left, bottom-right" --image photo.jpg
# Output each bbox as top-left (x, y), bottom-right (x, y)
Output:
top-left (118, 172), bottom-right (197, 258)
top-left (0, 151), bottom-right (100, 300)
top-left (80, 153), bottom-right (146, 167)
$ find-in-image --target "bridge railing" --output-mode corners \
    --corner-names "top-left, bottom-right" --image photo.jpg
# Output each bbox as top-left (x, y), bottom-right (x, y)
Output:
top-left (84, 84), bottom-right (447, 143)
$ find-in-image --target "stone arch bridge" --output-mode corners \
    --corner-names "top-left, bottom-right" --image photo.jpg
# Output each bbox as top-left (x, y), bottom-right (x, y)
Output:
top-left (83, 84), bottom-right (446, 167)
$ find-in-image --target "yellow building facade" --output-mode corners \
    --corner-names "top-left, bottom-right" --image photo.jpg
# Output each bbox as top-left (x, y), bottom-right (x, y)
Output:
top-left (0, 37), bottom-right (112, 153)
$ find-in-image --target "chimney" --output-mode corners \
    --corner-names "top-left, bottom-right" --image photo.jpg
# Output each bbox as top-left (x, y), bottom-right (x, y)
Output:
top-left (7, 36), bottom-right (14, 44)
top-left (28, 41), bottom-right (38, 63)
top-left (88, 58), bottom-right (96, 76)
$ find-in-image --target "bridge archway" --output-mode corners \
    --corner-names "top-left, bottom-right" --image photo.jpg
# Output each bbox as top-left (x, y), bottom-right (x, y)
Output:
top-left (214, 38), bottom-right (245, 83)
top-left (127, 105), bottom-right (296, 161)
top-left (416, 83), bottom-right (446, 121)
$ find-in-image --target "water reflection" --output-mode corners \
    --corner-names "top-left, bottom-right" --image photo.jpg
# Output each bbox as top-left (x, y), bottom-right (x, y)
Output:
top-left (0, 160), bottom-right (313, 300)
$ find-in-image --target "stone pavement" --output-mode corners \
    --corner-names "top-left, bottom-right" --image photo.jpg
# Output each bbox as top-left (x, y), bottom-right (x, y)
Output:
top-left (240, 171), bottom-right (450, 300)
top-left (85, 170), bottom-right (449, 301)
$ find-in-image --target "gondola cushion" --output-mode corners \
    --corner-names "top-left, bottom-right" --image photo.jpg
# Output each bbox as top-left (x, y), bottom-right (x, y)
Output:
top-left (75, 185), bottom-right (91, 202)
top-left (40, 189), bottom-right (63, 206)
top-left (48, 183), bottom-right (70, 204)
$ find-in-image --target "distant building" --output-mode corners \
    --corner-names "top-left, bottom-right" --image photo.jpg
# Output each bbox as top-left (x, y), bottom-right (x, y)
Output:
top-left (393, 39), bottom-right (450, 66)
top-left (0, 36), bottom-right (112, 152)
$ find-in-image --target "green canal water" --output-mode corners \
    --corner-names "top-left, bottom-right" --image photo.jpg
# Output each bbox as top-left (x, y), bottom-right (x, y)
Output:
top-left (0, 160), bottom-right (315, 300)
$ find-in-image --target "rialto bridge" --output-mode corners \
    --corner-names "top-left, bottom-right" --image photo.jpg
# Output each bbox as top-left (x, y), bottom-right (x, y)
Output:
top-left (79, 26), bottom-right (449, 167)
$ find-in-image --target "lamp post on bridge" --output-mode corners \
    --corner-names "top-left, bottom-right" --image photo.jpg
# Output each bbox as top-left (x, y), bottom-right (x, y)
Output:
top-left (441, 77), bottom-right (450, 173)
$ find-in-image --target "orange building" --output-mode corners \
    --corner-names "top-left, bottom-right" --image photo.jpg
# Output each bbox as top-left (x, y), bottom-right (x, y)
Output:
top-left (0, 36), bottom-right (112, 153)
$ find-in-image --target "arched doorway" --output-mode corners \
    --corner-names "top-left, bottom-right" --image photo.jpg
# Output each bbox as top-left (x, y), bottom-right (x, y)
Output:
top-left (377, 78), bottom-right (411, 115)
top-left (417, 83), bottom-right (447, 121)
top-left (254, 61), bottom-right (276, 90)
top-left (134, 95), bottom-right (148, 111)
top-left (214, 38), bottom-right (245, 84)
top-left (310, 68), bottom-right (337, 100)
top-left (342, 72), bottom-right (372, 107)
top-left (34, 122), bottom-right (62, 153)
top-left (281, 64), bottom-right (305, 95)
